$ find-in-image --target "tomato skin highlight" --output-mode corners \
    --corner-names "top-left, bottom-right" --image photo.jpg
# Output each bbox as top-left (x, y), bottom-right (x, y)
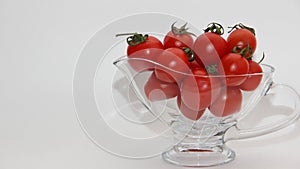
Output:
top-left (219, 53), bottom-right (250, 86)
top-left (163, 31), bottom-right (194, 49)
top-left (127, 36), bottom-right (164, 72)
top-left (193, 32), bottom-right (228, 66)
top-left (154, 48), bottom-right (190, 83)
top-left (180, 67), bottom-right (221, 111)
top-left (144, 73), bottom-right (179, 101)
top-left (209, 87), bottom-right (242, 117)
top-left (177, 95), bottom-right (205, 121)
top-left (239, 60), bottom-right (263, 91)
top-left (227, 29), bottom-right (257, 57)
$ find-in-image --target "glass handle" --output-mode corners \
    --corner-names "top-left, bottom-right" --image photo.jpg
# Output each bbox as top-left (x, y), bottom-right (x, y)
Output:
top-left (225, 83), bottom-right (300, 142)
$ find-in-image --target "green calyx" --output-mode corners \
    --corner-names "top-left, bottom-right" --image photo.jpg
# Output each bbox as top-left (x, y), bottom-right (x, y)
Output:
top-left (116, 33), bottom-right (148, 46)
top-left (228, 23), bottom-right (256, 35)
top-left (182, 47), bottom-right (195, 62)
top-left (205, 64), bottom-right (218, 75)
top-left (233, 45), bottom-right (266, 64)
top-left (171, 22), bottom-right (196, 37)
top-left (233, 44), bottom-right (253, 59)
top-left (204, 22), bottom-right (224, 35)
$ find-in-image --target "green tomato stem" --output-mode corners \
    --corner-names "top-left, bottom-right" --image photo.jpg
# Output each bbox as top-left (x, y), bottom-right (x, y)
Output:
top-left (116, 32), bottom-right (148, 46)
top-left (228, 23), bottom-right (256, 35)
top-left (204, 22), bottom-right (224, 35)
top-left (171, 22), bottom-right (196, 37)
top-left (205, 65), bottom-right (218, 75)
top-left (115, 33), bottom-right (138, 37)
top-left (182, 47), bottom-right (195, 62)
top-left (232, 44), bottom-right (253, 59)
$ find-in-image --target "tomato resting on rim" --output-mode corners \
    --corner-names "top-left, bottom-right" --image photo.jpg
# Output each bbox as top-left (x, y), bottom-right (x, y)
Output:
top-left (194, 32), bottom-right (228, 66)
top-left (218, 53), bottom-right (250, 86)
top-left (120, 33), bottom-right (164, 72)
top-left (193, 23), bottom-right (228, 66)
top-left (227, 23), bottom-right (257, 58)
top-left (239, 60), bottom-right (263, 91)
top-left (154, 48), bottom-right (191, 83)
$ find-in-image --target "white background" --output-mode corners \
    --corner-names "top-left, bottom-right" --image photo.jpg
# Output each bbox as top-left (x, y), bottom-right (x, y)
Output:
top-left (1, 0), bottom-right (300, 168)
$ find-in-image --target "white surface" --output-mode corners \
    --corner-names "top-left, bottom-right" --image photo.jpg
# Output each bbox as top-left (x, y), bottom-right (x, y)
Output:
top-left (0, 0), bottom-right (300, 168)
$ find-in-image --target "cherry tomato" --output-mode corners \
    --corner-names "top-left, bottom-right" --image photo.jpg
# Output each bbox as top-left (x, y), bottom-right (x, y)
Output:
top-left (193, 32), bottom-right (228, 66)
top-left (227, 28), bottom-right (256, 58)
top-left (126, 33), bottom-right (164, 72)
top-left (163, 23), bottom-right (194, 49)
top-left (144, 73), bottom-right (179, 101)
top-left (209, 87), bottom-right (242, 117)
top-left (177, 94), bottom-right (205, 121)
top-left (154, 48), bottom-right (190, 83)
top-left (219, 53), bottom-right (249, 86)
top-left (189, 60), bottom-right (204, 70)
top-left (239, 60), bottom-right (263, 91)
top-left (180, 67), bottom-right (221, 111)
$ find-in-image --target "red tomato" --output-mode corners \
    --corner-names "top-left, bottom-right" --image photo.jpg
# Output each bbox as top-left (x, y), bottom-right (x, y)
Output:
top-left (177, 95), bottom-right (205, 121)
top-left (180, 67), bottom-right (221, 111)
top-left (239, 60), bottom-right (263, 91)
top-left (189, 60), bottom-right (204, 69)
top-left (227, 29), bottom-right (256, 57)
top-left (193, 32), bottom-right (228, 66)
top-left (219, 53), bottom-right (249, 86)
top-left (164, 32), bottom-right (193, 49)
top-left (209, 87), bottom-right (242, 117)
top-left (144, 73), bottom-right (179, 101)
top-left (154, 48), bottom-right (190, 83)
top-left (163, 22), bottom-right (194, 49)
top-left (127, 34), bottom-right (164, 72)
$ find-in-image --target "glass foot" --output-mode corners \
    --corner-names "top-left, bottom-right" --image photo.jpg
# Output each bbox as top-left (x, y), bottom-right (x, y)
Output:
top-left (162, 144), bottom-right (235, 167)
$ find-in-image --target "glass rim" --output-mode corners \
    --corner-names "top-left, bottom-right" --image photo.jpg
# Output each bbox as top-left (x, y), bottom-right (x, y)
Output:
top-left (113, 55), bottom-right (275, 78)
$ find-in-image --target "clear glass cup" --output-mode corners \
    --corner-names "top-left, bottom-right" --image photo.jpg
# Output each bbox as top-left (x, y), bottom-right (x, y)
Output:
top-left (72, 12), bottom-right (300, 167)
top-left (113, 56), bottom-right (300, 167)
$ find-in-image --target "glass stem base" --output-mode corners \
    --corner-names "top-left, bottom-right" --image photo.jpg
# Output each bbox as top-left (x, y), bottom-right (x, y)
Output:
top-left (162, 143), bottom-right (235, 167)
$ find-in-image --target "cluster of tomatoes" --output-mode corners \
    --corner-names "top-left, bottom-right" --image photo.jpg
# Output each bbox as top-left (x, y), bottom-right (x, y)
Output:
top-left (120, 22), bottom-right (263, 121)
